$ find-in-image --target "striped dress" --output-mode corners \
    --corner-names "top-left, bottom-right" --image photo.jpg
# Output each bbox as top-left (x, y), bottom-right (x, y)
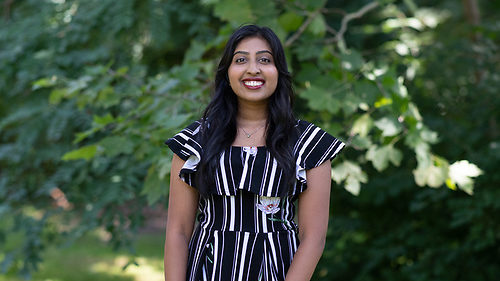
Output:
top-left (166, 120), bottom-right (344, 281)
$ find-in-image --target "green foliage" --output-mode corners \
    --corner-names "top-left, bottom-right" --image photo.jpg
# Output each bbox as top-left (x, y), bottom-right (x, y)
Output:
top-left (1, 0), bottom-right (498, 280)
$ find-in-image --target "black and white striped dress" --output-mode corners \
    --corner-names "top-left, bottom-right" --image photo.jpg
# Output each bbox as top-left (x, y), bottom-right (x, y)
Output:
top-left (166, 120), bottom-right (344, 281)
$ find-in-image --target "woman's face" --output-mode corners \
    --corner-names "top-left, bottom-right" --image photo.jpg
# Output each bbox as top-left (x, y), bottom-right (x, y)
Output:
top-left (228, 36), bottom-right (278, 105)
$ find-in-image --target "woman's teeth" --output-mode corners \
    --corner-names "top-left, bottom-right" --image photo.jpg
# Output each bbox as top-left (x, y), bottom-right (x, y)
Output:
top-left (243, 81), bottom-right (263, 87)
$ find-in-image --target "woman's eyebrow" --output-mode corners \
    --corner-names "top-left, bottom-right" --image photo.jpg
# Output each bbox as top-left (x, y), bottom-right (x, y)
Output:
top-left (233, 50), bottom-right (273, 56)
top-left (256, 50), bottom-right (273, 55)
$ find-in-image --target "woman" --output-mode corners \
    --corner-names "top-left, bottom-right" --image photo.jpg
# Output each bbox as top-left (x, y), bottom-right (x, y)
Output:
top-left (164, 25), bottom-right (344, 281)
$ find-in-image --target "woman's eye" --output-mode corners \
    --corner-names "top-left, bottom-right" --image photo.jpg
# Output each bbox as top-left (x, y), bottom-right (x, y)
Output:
top-left (259, 57), bottom-right (271, 63)
top-left (235, 57), bottom-right (246, 63)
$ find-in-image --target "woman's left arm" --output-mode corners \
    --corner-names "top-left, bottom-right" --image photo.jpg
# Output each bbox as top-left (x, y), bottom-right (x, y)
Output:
top-left (285, 160), bottom-right (332, 281)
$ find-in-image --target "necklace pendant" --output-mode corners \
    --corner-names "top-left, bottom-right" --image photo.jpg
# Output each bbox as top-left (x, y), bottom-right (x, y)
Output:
top-left (246, 134), bottom-right (251, 138)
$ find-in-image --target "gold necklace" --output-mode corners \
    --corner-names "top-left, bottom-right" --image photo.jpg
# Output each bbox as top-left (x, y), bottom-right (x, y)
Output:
top-left (240, 124), bottom-right (265, 138)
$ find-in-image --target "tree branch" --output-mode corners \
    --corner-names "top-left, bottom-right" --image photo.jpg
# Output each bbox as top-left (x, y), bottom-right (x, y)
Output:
top-left (320, 7), bottom-right (346, 16)
top-left (325, 1), bottom-right (379, 44)
top-left (3, 0), bottom-right (13, 21)
top-left (462, 0), bottom-right (480, 26)
top-left (285, 10), bottom-right (320, 48)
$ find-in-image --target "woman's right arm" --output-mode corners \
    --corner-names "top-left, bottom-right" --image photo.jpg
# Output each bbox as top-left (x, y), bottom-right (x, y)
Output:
top-left (164, 154), bottom-right (199, 281)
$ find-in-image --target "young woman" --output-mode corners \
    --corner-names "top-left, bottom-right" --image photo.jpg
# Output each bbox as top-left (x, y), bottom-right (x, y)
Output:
top-left (164, 25), bottom-right (344, 281)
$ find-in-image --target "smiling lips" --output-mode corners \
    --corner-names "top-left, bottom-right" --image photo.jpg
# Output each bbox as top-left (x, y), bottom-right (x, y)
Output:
top-left (242, 78), bottom-right (265, 89)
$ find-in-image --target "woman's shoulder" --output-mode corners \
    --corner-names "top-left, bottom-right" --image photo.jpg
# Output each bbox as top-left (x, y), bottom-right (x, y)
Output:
top-left (165, 119), bottom-right (204, 161)
top-left (181, 119), bottom-right (203, 134)
top-left (293, 119), bottom-right (329, 137)
top-left (293, 118), bottom-right (345, 169)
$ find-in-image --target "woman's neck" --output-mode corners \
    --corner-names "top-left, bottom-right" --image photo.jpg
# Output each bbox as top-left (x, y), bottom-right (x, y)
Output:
top-left (236, 101), bottom-right (268, 125)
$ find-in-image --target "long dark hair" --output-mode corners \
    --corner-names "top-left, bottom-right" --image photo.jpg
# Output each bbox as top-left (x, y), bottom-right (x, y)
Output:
top-left (197, 25), bottom-right (296, 196)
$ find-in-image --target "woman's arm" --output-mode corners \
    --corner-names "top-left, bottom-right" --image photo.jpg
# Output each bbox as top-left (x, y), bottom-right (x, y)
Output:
top-left (285, 160), bottom-right (332, 281)
top-left (164, 154), bottom-right (199, 281)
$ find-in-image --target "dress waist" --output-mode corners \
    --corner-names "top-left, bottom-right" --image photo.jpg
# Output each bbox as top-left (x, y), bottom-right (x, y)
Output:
top-left (196, 190), bottom-right (298, 234)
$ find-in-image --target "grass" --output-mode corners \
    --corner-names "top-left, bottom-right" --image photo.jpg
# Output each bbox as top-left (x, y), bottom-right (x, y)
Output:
top-left (0, 230), bottom-right (165, 281)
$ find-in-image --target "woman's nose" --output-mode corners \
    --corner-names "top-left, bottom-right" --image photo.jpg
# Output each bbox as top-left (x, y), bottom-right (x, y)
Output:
top-left (246, 60), bottom-right (261, 75)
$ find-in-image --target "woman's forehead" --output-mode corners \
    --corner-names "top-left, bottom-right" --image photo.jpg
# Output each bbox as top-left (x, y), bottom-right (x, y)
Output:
top-left (234, 36), bottom-right (272, 54)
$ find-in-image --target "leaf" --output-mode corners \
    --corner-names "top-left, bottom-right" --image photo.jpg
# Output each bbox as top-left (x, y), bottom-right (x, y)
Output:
top-left (366, 145), bottom-right (388, 171)
top-left (374, 97), bottom-right (392, 108)
top-left (395, 76), bottom-right (408, 98)
top-left (158, 157), bottom-right (172, 180)
top-left (407, 102), bottom-right (422, 121)
top-left (250, 0), bottom-right (280, 31)
top-left (304, 0), bottom-right (327, 10)
top-left (308, 14), bottom-right (326, 36)
top-left (62, 145), bottom-right (98, 161)
top-left (374, 117), bottom-right (402, 136)
top-left (299, 85), bottom-right (340, 114)
top-left (340, 50), bottom-right (364, 71)
top-left (93, 113), bottom-right (115, 126)
top-left (141, 165), bottom-right (167, 205)
top-left (345, 176), bottom-right (361, 196)
top-left (32, 76), bottom-right (57, 90)
top-left (214, 0), bottom-right (254, 23)
top-left (412, 156), bottom-right (448, 188)
top-left (351, 114), bottom-right (373, 137)
top-left (448, 160), bottom-right (483, 195)
top-left (426, 165), bottom-right (447, 188)
top-left (158, 113), bottom-right (191, 130)
top-left (420, 128), bottom-right (439, 144)
top-left (96, 86), bottom-right (120, 108)
top-left (295, 63), bottom-right (322, 84)
top-left (184, 40), bottom-right (206, 63)
top-left (49, 88), bottom-right (68, 105)
top-left (116, 66), bottom-right (129, 75)
top-left (67, 75), bottom-right (93, 94)
top-left (99, 136), bottom-right (135, 157)
top-left (331, 161), bottom-right (368, 196)
top-left (278, 12), bottom-right (303, 32)
top-left (387, 145), bottom-right (403, 166)
top-left (445, 178), bottom-right (457, 190)
top-left (366, 145), bottom-right (402, 171)
top-left (354, 81), bottom-right (379, 107)
top-left (414, 141), bottom-right (431, 168)
top-left (351, 135), bottom-right (372, 149)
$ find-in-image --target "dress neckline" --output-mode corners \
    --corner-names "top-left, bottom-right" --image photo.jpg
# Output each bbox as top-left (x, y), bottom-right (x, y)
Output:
top-left (231, 146), bottom-right (267, 149)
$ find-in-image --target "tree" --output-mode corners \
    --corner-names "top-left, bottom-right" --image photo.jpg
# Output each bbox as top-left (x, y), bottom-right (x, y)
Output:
top-left (1, 0), bottom-right (497, 279)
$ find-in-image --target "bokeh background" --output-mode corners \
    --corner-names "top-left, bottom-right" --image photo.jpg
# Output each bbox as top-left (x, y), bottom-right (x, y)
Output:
top-left (1, 0), bottom-right (499, 280)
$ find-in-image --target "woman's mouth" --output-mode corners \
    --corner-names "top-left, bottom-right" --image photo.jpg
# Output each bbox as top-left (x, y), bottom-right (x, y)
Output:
top-left (242, 79), bottom-right (265, 89)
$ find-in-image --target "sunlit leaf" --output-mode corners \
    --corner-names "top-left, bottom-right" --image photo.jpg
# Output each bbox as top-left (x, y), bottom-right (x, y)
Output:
top-left (449, 160), bottom-right (483, 195)
top-left (62, 145), bottom-right (98, 161)
top-left (32, 76), bottom-right (57, 90)
top-left (374, 117), bottom-right (402, 136)
top-left (345, 176), bottom-right (361, 196)
top-left (332, 161), bottom-right (368, 196)
top-left (351, 114), bottom-right (373, 137)
top-left (412, 156), bottom-right (448, 188)
top-left (366, 145), bottom-right (403, 171)
top-left (374, 97), bottom-right (392, 108)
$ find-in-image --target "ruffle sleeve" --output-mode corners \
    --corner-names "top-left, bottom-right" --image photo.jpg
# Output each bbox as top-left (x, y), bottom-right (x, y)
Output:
top-left (165, 120), bottom-right (203, 188)
top-left (294, 120), bottom-right (345, 187)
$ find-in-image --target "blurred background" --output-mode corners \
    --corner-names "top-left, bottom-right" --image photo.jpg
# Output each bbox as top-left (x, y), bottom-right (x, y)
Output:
top-left (0, 0), bottom-right (499, 280)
